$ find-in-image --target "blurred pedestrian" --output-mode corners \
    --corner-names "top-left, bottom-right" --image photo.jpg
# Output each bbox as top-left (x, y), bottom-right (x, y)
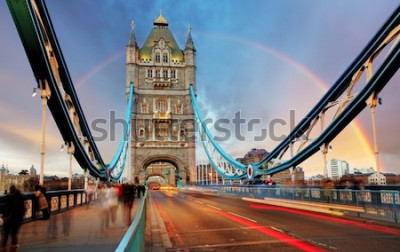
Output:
top-left (1, 185), bottom-right (26, 252)
top-left (122, 182), bottom-right (135, 226)
top-left (86, 180), bottom-right (96, 208)
top-left (34, 185), bottom-right (50, 220)
top-left (108, 184), bottom-right (119, 226)
top-left (136, 184), bottom-right (146, 199)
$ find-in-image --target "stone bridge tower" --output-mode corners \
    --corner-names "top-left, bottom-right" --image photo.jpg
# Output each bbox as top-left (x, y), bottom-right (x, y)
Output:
top-left (126, 12), bottom-right (196, 186)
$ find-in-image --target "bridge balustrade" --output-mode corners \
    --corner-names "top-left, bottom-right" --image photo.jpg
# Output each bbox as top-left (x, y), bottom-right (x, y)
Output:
top-left (0, 189), bottom-right (88, 225)
top-left (189, 185), bottom-right (400, 223)
top-left (116, 188), bottom-right (148, 252)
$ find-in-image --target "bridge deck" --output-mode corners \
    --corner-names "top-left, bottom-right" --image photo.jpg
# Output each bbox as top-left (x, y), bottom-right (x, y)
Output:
top-left (17, 198), bottom-right (143, 252)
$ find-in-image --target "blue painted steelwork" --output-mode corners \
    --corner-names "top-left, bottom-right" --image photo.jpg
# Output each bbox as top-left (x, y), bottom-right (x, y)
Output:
top-left (190, 85), bottom-right (247, 180)
top-left (108, 82), bottom-right (133, 180)
top-left (191, 5), bottom-right (400, 180)
top-left (6, 0), bottom-right (133, 181)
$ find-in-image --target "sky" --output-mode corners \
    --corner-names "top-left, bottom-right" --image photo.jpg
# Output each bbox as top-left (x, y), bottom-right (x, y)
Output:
top-left (0, 0), bottom-right (399, 178)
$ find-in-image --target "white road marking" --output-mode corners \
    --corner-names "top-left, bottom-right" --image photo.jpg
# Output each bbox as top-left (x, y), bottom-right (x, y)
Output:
top-left (228, 212), bottom-right (257, 223)
top-left (270, 226), bottom-right (284, 232)
top-left (196, 200), bottom-right (204, 204)
top-left (206, 204), bottom-right (222, 210)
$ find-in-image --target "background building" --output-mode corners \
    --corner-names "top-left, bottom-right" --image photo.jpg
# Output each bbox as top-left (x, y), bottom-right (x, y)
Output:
top-left (327, 159), bottom-right (349, 179)
top-left (0, 164), bottom-right (37, 193)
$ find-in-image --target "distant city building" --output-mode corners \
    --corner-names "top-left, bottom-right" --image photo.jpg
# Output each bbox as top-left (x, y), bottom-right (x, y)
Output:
top-left (368, 173), bottom-right (386, 185)
top-left (236, 148), bottom-right (305, 184)
top-left (384, 173), bottom-right (400, 184)
top-left (0, 164), bottom-right (37, 193)
top-left (236, 148), bottom-right (269, 165)
top-left (327, 159), bottom-right (349, 179)
top-left (353, 167), bottom-right (375, 174)
top-left (273, 167), bottom-right (305, 184)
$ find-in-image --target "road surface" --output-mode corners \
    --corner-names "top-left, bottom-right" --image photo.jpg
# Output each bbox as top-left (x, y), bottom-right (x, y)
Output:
top-left (151, 189), bottom-right (400, 252)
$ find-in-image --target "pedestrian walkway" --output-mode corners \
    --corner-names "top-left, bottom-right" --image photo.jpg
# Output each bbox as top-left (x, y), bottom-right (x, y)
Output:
top-left (18, 198), bottom-right (143, 252)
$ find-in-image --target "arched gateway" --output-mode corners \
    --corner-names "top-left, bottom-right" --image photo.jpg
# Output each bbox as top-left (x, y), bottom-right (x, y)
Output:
top-left (126, 12), bottom-right (196, 186)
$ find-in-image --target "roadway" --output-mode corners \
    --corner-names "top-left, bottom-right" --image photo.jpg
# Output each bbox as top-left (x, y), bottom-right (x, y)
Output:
top-left (151, 189), bottom-right (400, 252)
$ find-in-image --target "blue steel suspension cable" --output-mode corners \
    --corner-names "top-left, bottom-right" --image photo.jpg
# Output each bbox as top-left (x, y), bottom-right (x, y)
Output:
top-left (190, 85), bottom-right (247, 180)
top-left (108, 82), bottom-right (134, 171)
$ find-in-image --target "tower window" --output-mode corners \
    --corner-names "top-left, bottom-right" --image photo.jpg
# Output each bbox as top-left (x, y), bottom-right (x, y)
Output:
top-left (147, 69), bottom-right (152, 78)
top-left (156, 99), bottom-right (167, 113)
top-left (175, 103), bottom-right (183, 114)
top-left (171, 70), bottom-right (176, 79)
top-left (138, 128), bottom-right (145, 138)
top-left (163, 70), bottom-right (168, 78)
top-left (141, 103), bottom-right (148, 113)
top-left (155, 52), bottom-right (160, 63)
top-left (163, 53), bottom-right (168, 63)
top-left (156, 69), bottom-right (160, 78)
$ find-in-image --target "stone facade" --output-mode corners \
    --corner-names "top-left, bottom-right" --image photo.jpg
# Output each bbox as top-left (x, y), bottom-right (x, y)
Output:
top-left (126, 13), bottom-right (196, 185)
top-left (0, 164), bottom-right (37, 193)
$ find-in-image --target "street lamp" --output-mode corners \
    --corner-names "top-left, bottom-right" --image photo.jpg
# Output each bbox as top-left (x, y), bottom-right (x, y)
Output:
top-left (32, 87), bottom-right (37, 97)
top-left (321, 143), bottom-right (329, 179)
top-left (369, 95), bottom-right (382, 185)
top-left (38, 80), bottom-right (51, 186)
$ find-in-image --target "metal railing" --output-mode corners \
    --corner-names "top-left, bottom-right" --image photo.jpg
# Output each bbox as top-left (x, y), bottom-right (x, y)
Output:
top-left (189, 185), bottom-right (400, 223)
top-left (0, 189), bottom-right (88, 224)
top-left (115, 188), bottom-right (148, 252)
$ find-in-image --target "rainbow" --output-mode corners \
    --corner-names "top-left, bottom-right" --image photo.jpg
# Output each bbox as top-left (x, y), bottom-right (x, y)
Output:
top-left (75, 48), bottom-right (126, 88)
top-left (72, 32), bottom-right (377, 170)
top-left (197, 32), bottom-right (376, 169)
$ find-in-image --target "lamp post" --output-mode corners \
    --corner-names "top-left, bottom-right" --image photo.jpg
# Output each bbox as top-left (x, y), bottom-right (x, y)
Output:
top-left (39, 80), bottom-right (51, 186)
top-left (67, 142), bottom-right (75, 190)
top-left (321, 143), bottom-right (329, 179)
top-left (370, 100), bottom-right (381, 185)
top-left (367, 58), bottom-right (381, 185)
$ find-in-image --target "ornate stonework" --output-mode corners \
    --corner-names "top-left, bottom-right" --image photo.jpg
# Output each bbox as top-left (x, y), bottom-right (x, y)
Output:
top-left (127, 14), bottom-right (196, 186)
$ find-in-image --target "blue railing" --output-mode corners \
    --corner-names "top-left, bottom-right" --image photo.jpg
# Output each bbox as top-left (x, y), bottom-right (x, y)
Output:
top-left (115, 188), bottom-right (148, 252)
top-left (187, 185), bottom-right (400, 223)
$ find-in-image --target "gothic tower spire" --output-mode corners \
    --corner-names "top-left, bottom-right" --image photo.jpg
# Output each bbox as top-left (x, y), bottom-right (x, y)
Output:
top-left (185, 24), bottom-right (195, 51)
top-left (127, 21), bottom-right (138, 48)
top-left (126, 20), bottom-right (139, 98)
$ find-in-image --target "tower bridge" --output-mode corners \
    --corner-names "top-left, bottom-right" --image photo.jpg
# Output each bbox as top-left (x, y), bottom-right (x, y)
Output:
top-left (127, 11), bottom-right (196, 186)
top-left (4, 1), bottom-right (400, 251)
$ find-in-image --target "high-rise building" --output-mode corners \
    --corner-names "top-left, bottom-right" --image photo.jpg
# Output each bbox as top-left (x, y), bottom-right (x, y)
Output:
top-left (327, 159), bottom-right (349, 179)
top-left (127, 12), bottom-right (196, 185)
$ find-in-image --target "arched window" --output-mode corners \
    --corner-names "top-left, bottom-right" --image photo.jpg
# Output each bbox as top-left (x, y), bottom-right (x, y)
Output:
top-left (147, 69), bottom-right (152, 78)
top-left (180, 129), bottom-right (185, 140)
top-left (155, 52), bottom-right (161, 63)
top-left (175, 103), bottom-right (183, 114)
top-left (141, 103), bottom-right (148, 113)
top-left (138, 128), bottom-right (145, 138)
top-left (156, 100), bottom-right (167, 113)
top-left (163, 53), bottom-right (168, 63)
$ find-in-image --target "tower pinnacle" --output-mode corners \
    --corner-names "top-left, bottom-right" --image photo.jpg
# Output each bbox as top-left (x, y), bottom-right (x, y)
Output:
top-left (127, 20), bottom-right (138, 47)
top-left (185, 24), bottom-right (195, 51)
top-left (154, 9), bottom-right (168, 25)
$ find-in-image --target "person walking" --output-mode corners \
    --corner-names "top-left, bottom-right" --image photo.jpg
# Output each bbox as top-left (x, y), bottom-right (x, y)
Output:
top-left (122, 182), bottom-right (135, 226)
top-left (34, 185), bottom-right (50, 220)
top-left (1, 184), bottom-right (26, 252)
